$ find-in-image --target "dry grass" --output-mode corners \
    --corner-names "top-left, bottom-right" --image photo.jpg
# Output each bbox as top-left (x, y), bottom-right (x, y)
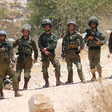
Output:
top-left (91, 84), bottom-right (112, 112)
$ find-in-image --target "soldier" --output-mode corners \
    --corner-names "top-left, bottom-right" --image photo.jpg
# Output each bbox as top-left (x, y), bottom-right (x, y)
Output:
top-left (108, 31), bottom-right (112, 58)
top-left (38, 19), bottom-right (63, 87)
top-left (62, 19), bottom-right (86, 84)
top-left (84, 16), bottom-right (106, 81)
top-left (13, 24), bottom-right (38, 90)
top-left (0, 30), bottom-right (21, 99)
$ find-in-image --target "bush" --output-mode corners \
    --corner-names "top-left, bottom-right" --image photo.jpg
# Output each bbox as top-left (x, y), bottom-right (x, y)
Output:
top-left (27, 0), bottom-right (112, 38)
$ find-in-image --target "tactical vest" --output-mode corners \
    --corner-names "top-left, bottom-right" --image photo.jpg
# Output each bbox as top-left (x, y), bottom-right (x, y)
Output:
top-left (0, 40), bottom-right (11, 61)
top-left (86, 30), bottom-right (103, 47)
top-left (64, 33), bottom-right (80, 50)
top-left (18, 37), bottom-right (32, 56)
top-left (42, 33), bottom-right (54, 48)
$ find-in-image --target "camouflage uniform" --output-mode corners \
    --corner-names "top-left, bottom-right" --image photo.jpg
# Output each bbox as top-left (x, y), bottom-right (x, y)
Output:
top-left (13, 24), bottom-right (38, 89)
top-left (62, 19), bottom-right (85, 83)
top-left (38, 19), bottom-right (63, 87)
top-left (84, 16), bottom-right (106, 80)
top-left (0, 30), bottom-right (21, 98)
top-left (38, 32), bottom-right (60, 79)
top-left (108, 32), bottom-right (112, 53)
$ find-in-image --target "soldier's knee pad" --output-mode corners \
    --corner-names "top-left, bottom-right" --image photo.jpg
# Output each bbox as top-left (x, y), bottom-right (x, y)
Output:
top-left (24, 69), bottom-right (31, 79)
top-left (12, 72), bottom-right (21, 82)
top-left (76, 62), bottom-right (82, 71)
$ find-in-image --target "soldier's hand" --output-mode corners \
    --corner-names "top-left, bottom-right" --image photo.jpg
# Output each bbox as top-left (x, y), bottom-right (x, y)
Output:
top-left (42, 48), bottom-right (47, 53)
top-left (87, 36), bottom-right (94, 41)
top-left (33, 59), bottom-right (37, 63)
top-left (108, 52), bottom-right (112, 58)
top-left (95, 41), bottom-right (102, 45)
top-left (45, 51), bottom-right (50, 55)
top-left (108, 54), bottom-right (110, 58)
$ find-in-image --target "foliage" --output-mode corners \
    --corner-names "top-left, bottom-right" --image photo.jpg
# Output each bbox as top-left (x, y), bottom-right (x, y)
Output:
top-left (27, 0), bottom-right (112, 38)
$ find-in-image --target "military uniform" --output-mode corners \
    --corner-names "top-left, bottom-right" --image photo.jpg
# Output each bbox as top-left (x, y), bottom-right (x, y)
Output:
top-left (38, 19), bottom-right (63, 87)
top-left (0, 30), bottom-right (21, 98)
top-left (84, 16), bottom-right (106, 81)
top-left (13, 24), bottom-right (38, 90)
top-left (62, 31), bottom-right (85, 83)
top-left (13, 37), bottom-right (38, 83)
top-left (38, 32), bottom-right (60, 79)
top-left (108, 32), bottom-right (112, 52)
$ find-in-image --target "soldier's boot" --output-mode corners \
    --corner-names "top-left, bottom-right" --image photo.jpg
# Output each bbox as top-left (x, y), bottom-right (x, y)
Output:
top-left (56, 77), bottom-right (64, 86)
top-left (23, 81), bottom-right (29, 90)
top-left (98, 72), bottom-right (103, 81)
top-left (14, 89), bottom-right (22, 97)
top-left (0, 90), bottom-right (4, 99)
top-left (91, 73), bottom-right (96, 81)
top-left (65, 78), bottom-right (73, 84)
top-left (66, 72), bottom-right (73, 84)
top-left (81, 78), bottom-right (86, 83)
top-left (78, 73), bottom-right (86, 83)
top-left (43, 79), bottom-right (49, 88)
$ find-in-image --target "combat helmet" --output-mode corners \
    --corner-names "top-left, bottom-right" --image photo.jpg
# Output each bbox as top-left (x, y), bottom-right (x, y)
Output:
top-left (41, 19), bottom-right (53, 27)
top-left (67, 19), bottom-right (76, 26)
top-left (0, 30), bottom-right (7, 37)
top-left (22, 24), bottom-right (31, 32)
top-left (88, 16), bottom-right (98, 27)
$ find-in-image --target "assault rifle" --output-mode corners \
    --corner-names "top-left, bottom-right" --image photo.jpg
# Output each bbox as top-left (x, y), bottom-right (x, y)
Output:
top-left (61, 45), bottom-right (65, 61)
top-left (86, 29), bottom-right (100, 41)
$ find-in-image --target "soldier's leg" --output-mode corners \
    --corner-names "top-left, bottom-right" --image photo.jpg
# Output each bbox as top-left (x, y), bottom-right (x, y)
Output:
top-left (76, 62), bottom-right (85, 83)
top-left (0, 64), bottom-right (6, 99)
top-left (41, 55), bottom-right (50, 87)
top-left (50, 54), bottom-right (63, 86)
top-left (88, 49), bottom-right (96, 81)
top-left (0, 76), bottom-right (4, 99)
top-left (67, 62), bottom-right (73, 83)
top-left (6, 66), bottom-right (22, 97)
top-left (23, 56), bottom-right (32, 90)
top-left (23, 69), bottom-right (31, 90)
top-left (94, 50), bottom-right (102, 79)
top-left (74, 54), bottom-right (86, 83)
top-left (16, 61), bottom-right (22, 83)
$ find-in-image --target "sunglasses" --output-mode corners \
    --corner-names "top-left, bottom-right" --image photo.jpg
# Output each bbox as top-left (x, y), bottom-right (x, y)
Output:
top-left (0, 35), bottom-right (5, 37)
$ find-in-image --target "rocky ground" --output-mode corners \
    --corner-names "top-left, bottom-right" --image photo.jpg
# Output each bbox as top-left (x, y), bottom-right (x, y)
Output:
top-left (0, 44), bottom-right (112, 112)
top-left (0, 0), bottom-right (27, 39)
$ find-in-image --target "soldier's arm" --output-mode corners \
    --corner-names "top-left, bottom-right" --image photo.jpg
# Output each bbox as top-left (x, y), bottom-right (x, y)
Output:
top-left (32, 40), bottom-right (38, 60)
top-left (7, 41), bottom-right (15, 61)
top-left (108, 32), bottom-right (112, 53)
top-left (99, 32), bottom-right (106, 45)
top-left (38, 35), bottom-right (44, 51)
top-left (77, 33), bottom-right (84, 50)
top-left (46, 34), bottom-right (58, 50)
top-left (13, 38), bottom-right (20, 48)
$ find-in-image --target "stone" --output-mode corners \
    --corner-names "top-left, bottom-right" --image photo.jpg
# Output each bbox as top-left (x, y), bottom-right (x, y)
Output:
top-left (28, 94), bottom-right (54, 112)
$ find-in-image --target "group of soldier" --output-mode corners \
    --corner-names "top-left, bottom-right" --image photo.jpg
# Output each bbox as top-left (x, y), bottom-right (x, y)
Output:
top-left (0, 15), bottom-right (112, 99)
